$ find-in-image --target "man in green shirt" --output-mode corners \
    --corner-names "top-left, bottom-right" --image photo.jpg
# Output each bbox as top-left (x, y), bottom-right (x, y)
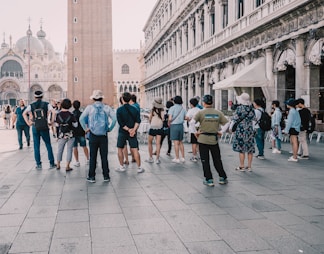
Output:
top-left (193, 94), bottom-right (228, 186)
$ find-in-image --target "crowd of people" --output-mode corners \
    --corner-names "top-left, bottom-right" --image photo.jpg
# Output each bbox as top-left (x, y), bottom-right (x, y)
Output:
top-left (1, 89), bottom-right (315, 186)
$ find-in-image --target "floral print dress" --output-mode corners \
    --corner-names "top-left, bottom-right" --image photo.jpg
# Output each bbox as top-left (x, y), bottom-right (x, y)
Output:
top-left (232, 104), bottom-right (256, 153)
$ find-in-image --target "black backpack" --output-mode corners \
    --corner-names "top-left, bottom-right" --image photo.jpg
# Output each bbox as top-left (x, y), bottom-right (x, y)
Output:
top-left (307, 113), bottom-right (316, 134)
top-left (31, 101), bottom-right (48, 131)
top-left (58, 114), bottom-right (73, 139)
top-left (258, 109), bottom-right (272, 131)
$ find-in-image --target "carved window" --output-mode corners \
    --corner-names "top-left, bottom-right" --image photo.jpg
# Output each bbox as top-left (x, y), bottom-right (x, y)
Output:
top-left (256, 0), bottom-right (265, 7)
top-left (222, 4), bottom-right (228, 28)
top-left (121, 64), bottom-right (129, 74)
top-left (238, 0), bottom-right (244, 19)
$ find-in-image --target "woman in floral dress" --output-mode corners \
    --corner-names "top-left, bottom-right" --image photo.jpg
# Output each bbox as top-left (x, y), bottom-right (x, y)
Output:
top-left (231, 93), bottom-right (255, 171)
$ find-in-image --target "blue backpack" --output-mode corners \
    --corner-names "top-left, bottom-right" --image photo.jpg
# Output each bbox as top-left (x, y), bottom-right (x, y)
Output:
top-left (88, 104), bottom-right (108, 136)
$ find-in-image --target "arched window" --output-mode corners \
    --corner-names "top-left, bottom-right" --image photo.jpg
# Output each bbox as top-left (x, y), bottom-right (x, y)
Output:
top-left (121, 64), bottom-right (129, 74)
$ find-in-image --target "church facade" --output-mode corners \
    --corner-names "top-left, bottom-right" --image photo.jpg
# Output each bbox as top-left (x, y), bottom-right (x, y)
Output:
top-left (142, 0), bottom-right (324, 118)
top-left (0, 26), bottom-right (67, 107)
top-left (113, 49), bottom-right (141, 108)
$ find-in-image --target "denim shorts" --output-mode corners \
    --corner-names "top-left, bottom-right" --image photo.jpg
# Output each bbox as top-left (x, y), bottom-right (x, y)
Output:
top-left (73, 136), bottom-right (87, 147)
top-left (170, 124), bottom-right (184, 141)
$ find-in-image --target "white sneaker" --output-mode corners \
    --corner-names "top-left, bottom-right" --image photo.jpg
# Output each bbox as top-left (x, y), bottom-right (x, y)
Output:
top-left (190, 157), bottom-right (198, 162)
top-left (145, 158), bottom-right (154, 163)
top-left (137, 167), bottom-right (145, 173)
top-left (172, 158), bottom-right (180, 163)
top-left (86, 160), bottom-right (90, 165)
top-left (288, 156), bottom-right (298, 162)
top-left (180, 158), bottom-right (185, 163)
top-left (156, 159), bottom-right (161, 164)
top-left (74, 161), bottom-right (80, 167)
top-left (115, 166), bottom-right (126, 172)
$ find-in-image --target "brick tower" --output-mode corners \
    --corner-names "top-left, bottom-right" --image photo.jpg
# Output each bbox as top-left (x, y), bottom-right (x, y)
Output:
top-left (67, 0), bottom-right (113, 106)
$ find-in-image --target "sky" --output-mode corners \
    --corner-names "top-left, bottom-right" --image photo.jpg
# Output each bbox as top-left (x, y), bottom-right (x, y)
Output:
top-left (0, 0), bottom-right (157, 53)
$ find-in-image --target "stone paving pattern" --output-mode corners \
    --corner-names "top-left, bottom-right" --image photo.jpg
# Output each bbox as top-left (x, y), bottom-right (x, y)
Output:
top-left (0, 127), bottom-right (324, 254)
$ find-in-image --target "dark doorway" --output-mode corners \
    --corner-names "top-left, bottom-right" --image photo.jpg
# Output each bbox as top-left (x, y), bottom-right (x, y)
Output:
top-left (285, 65), bottom-right (296, 100)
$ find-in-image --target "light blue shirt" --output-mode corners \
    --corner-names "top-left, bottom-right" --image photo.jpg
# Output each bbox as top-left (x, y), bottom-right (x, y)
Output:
top-left (168, 104), bottom-right (186, 125)
top-left (80, 101), bottom-right (116, 132)
top-left (284, 107), bottom-right (301, 133)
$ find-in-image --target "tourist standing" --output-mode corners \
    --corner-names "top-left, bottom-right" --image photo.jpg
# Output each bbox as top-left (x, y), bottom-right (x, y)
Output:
top-left (79, 90), bottom-right (116, 183)
top-left (116, 92), bottom-right (144, 173)
top-left (193, 94), bottom-right (228, 186)
top-left (23, 90), bottom-right (56, 169)
top-left (72, 100), bottom-right (89, 166)
top-left (12, 99), bottom-right (30, 149)
top-left (231, 93), bottom-right (255, 172)
top-left (4, 105), bottom-right (12, 129)
top-left (168, 95), bottom-right (187, 163)
top-left (55, 99), bottom-right (78, 171)
top-left (160, 100), bottom-right (173, 156)
top-left (296, 98), bottom-right (310, 160)
top-left (186, 98), bottom-right (201, 162)
top-left (253, 99), bottom-right (266, 160)
top-left (271, 100), bottom-right (283, 154)
top-left (283, 98), bottom-right (301, 162)
top-left (145, 98), bottom-right (164, 164)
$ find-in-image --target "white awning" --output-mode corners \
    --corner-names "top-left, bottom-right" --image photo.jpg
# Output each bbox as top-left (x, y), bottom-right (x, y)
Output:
top-left (213, 58), bottom-right (269, 90)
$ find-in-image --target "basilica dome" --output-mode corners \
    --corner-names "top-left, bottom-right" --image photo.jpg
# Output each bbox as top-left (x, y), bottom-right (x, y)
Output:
top-left (15, 27), bottom-right (44, 56)
top-left (37, 27), bottom-right (55, 59)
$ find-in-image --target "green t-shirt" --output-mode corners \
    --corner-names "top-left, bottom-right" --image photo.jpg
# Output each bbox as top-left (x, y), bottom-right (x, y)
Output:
top-left (194, 108), bottom-right (228, 145)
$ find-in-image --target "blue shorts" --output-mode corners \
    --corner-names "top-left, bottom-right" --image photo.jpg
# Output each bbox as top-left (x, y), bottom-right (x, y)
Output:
top-left (73, 136), bottom-right (87, 147)
top-left (170, 124), bottom-right (184, 141)
top-left (117, 132), bottom-right (139, 149)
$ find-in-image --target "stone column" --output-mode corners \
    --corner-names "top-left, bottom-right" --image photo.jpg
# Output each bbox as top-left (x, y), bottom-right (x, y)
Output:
top-left (204, 69), bottom-right (209, 97)
top-left (195, 72), bottom-right (202, 98)
top-left (181, 78), bottom-right (186, 104)
top-left (295, 37), bottom-right (306, 98)
top-left (188, 15), bottom-right (195, 50)
top-left (204, 2), bottom-right (210, 39)
top-left (188, 74), bottom-right (194, 101)
top-left (162, 84), bottom-right (166, 104)
top-left (196, 10), bottom-right (201, 45)
top-left (177, 29), bottom-right (181, 57)
top-left (227, 61), bottom-right (235, 109)
top-left (176, 79), bottom-right (180, 96)
top-left (215, 1), bottom-right (223, 32)
top-left (182, 23), bottom-right (187, 53)
top-left (227, 1), bottom-right (235, 25)
top-left (265, 48), bottom-right (275, 104)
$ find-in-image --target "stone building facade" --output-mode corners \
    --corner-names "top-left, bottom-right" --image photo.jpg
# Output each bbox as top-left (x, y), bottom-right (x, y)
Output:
top-left (142, 0), bottom-right (324, 118)
top-left (68, 0), bottom-right (114, 106)
top-left (113, 49), bottom-right (141, 108)
top-left (0, 26), bottom-right (66, 107)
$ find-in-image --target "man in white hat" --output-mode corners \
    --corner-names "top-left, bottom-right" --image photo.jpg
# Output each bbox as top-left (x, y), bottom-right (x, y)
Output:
top-left (79, 90), bottom-right (116, 183)
top-left (23, 90), bottom-right (56, 169)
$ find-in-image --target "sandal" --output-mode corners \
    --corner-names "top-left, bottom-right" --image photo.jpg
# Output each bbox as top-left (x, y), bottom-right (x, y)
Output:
top-left (246, 167), bottom-right (252, 172)
top-left (66, 167), bottom-right (73, 172)
top-left (235, 166), bottom-right (245, 172)
top-left (56, 165), bottom-right (60, 170)
top-left (124, 161), bottom-right (129, 165)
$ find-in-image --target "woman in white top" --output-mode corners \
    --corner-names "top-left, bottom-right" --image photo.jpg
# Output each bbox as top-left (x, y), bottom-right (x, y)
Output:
top-left (145, 98), bottom-right (164, 164)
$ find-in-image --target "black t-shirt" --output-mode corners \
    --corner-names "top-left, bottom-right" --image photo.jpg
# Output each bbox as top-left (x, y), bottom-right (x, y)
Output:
top-left (298, 108), bottom-right (310, 131)
top-left (73, 109), bottom-right (86, 136)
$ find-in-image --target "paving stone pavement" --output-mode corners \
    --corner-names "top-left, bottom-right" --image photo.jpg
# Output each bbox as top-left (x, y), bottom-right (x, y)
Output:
top-left (0, 127), bottom-right (324, 254)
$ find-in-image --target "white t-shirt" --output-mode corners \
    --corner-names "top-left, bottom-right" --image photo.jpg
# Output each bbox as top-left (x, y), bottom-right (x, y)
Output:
top-left (186, 107), bottom-right (201, 134)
